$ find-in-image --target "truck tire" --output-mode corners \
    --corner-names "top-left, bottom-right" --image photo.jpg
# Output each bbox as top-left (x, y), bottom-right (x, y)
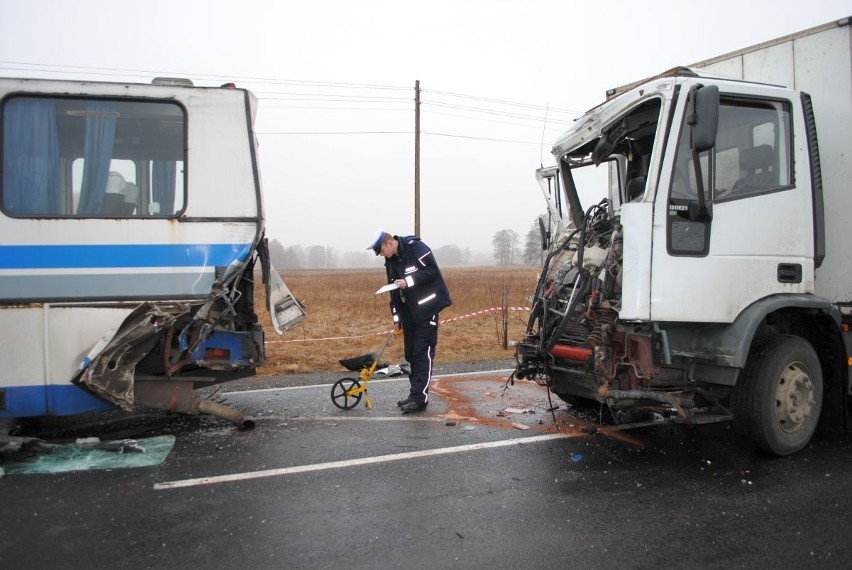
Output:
top-left (732, 334), bottom-right (823, 456)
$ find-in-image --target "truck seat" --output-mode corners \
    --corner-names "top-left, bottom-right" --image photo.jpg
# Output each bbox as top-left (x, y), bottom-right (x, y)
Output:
top-left (731, 144), bottom-right (775, 195)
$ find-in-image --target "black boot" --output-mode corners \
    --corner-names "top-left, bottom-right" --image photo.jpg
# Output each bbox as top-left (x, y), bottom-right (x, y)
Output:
top-left (397, 397), bottom-right (411, 407)
top-left (400, 400), bottom-right (427, 414)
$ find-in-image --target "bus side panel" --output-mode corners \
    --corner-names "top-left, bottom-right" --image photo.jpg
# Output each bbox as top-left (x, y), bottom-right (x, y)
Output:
top-left (0, 307), bottom-right (49, 417)
top-left (0, 307), bottom-right (117, 417)
top-left (46, 306), bottom-right (129, 415)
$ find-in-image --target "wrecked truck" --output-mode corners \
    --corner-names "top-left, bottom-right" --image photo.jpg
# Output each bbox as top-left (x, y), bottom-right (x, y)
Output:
top-left (515, 16), bottom-right (852, 455)
top-left (0, 77), bottom-right (305, 428)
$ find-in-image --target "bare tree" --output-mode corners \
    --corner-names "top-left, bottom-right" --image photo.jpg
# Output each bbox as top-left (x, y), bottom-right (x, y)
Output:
top-left (434, 244), bottom-right (466, 266)
top-left (523, 217), bottom-right (545, 265)
top-left (491, 229), bottom-right (520, 265)
top-left (306, 245), bottom-right (338, 268)
top-left (341, 250), bottom-right (373, 268)
top-left (280, 244), bottom-right (305, 269)
top-left (268, 238), bottom-right (288, 268)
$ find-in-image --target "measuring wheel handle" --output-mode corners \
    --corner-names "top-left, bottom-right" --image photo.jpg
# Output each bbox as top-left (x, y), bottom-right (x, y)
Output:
top-left (331, 377), bottom-right (363, 410)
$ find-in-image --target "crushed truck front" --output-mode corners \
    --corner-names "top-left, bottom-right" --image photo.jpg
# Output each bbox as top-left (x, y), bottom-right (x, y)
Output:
top-left (515, 49), bottom-right (847, 457)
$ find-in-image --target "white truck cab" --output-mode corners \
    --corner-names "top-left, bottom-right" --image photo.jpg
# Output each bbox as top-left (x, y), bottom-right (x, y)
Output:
top-left (516, 17), bottom-right (851, 455)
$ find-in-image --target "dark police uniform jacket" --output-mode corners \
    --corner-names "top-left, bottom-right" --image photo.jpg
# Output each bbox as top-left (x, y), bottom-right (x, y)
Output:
top-left (384, 235), bottom-right (452, 324)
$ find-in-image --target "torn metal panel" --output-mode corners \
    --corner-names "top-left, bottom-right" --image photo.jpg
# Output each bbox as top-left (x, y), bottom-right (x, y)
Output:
top-left (73, 303), bottom-right (189, 409)
top-left (260, 238), bottom-right (306, 335)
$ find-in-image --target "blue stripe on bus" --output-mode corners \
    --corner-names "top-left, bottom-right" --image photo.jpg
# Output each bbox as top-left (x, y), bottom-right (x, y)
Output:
top-left (0, 384), bottom-right (113, 418)
top-left (1, 271), bottom-right (216, 300)
top-left (0, 243), bottom-right (253, 269)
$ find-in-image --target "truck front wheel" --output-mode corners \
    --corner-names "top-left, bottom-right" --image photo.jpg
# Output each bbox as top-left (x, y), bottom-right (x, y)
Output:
top-left (733, 335), bottom-right (823, 456)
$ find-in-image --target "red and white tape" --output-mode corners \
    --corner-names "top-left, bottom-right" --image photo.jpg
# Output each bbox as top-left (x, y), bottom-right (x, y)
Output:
top-left (268, 306), bottom-right (531, 344)
top-left (439, 306), bottom-right (531, 324)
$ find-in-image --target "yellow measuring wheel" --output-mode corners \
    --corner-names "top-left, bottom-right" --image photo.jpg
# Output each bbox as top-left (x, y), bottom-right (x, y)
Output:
top-left (331, 329), bottom-right (401, 410)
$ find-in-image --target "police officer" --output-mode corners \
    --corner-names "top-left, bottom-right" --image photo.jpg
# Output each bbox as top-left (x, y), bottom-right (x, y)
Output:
top-left (369, 230), bottom-right (452, 413)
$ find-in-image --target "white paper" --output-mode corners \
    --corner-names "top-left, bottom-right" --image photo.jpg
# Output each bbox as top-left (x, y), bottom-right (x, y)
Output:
top-left (375, 283), bottom-right (399, 294)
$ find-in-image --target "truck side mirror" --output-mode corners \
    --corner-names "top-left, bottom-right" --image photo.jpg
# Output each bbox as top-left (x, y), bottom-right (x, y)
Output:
top-left (689, 85), bottom-right (719, 152)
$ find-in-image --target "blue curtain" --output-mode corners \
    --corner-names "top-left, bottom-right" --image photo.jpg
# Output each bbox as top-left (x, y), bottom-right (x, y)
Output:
top-left (2, 99), bottom-right (60, 214)
top-left (76, 101), bottom-right (117, 215)
top-left (152, 160), bottom-right (176, 214)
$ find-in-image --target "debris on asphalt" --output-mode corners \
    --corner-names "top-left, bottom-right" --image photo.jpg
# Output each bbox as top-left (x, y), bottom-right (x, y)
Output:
top-left (1, 435), bottom-right (175, 475)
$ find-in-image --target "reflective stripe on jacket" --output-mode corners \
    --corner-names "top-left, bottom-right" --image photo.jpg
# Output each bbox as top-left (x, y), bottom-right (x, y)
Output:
top-left (384, 235), bottom-right (452, 323)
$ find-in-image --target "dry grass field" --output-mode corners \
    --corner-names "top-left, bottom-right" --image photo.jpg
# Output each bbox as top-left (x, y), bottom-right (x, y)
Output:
top-left (258, 266), bottom-right (540, 375)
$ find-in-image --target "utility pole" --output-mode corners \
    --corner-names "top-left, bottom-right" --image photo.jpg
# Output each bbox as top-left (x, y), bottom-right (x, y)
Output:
top-left (414, 80), bottom-right (420, 237)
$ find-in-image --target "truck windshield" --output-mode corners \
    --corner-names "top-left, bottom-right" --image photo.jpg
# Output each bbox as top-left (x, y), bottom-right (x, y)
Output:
top-left (555, 97), bottom-right (663, 224)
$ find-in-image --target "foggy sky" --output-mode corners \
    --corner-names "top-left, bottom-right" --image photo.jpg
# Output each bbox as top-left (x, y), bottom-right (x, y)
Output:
top-left (1, 0), bottom-right (849, 259)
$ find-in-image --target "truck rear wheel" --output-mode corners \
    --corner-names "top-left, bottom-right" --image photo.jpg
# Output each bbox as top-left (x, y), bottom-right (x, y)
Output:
top-left (732, 335), bottom-right (823, 456)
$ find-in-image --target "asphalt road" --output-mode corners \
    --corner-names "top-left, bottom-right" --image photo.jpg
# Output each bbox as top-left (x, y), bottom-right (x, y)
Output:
top-left (2, 366), bottom-right (852, 569)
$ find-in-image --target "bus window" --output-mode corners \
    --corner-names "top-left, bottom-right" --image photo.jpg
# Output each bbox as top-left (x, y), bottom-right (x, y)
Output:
top-left (2, 96), bottom-right (185, 217)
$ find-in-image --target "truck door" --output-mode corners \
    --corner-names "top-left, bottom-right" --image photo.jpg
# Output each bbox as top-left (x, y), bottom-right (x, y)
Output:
top-left (650, 89), bottom-right (812, 323)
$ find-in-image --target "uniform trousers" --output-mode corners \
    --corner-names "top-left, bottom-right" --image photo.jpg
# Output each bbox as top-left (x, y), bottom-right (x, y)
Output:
top-left (398, 306), bottom-right (438, 405)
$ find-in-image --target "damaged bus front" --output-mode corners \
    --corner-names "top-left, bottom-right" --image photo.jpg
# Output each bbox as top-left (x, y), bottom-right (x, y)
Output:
top-left (0, 77), bottom-right (305, 427)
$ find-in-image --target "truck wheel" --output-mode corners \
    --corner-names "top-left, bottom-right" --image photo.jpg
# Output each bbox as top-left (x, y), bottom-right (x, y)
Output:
top-left (732, 335), bottom-right (822, 456)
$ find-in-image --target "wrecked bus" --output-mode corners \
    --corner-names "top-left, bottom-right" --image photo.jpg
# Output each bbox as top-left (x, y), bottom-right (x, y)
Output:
top-left (0, 77), bottom-right (305, 427)
top-left (515, 17), bottom-right (852, 455)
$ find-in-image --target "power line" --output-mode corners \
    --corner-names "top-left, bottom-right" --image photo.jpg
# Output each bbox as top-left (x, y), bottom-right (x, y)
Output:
top-left (260, 105), bottom-right (412, 112)
top-left (422, 87), bottom-right (583, 116)
top-left (0, 60), bottom-right (411, 92)
top-left (0, 60), bottom-right (578, 118)
top-left (254, 91), bottom-right (411, 102)
top-left (422, 131), bottom-right (543, 145)
top-left (0, 61), bottom-right (575, 143)
top-left (258, 96), bottom-right (410, 105)
top-left (256, 130), bottom-right (412, 136)
top-left (255, 130), bottom-right (545, 144)
top-left (424, 109), bottom-right (568, 132)
top-left (422, 99), bottom-right (575, 125)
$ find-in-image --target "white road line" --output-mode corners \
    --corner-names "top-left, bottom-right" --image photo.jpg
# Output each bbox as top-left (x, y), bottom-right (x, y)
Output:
top-left (222, 369), bottom-right (514, 395)
top-left (434, 368), bottom-right (514, 379)
top-left (264, 415), bottom-right (451, 422)
top-left (227, 377), bottom-right (404, 394)
top-left (154, 432), bottom-right (574, 491)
